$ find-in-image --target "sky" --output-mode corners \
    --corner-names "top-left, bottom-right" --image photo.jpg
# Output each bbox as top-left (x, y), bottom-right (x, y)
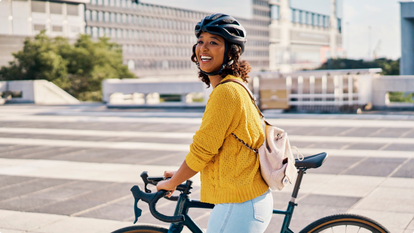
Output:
top-left (141, 0), bottom-right (401, 60)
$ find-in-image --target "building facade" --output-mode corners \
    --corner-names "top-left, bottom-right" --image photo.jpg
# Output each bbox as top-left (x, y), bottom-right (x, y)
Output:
top-left (269, 0), bottom-right (343, 72)
top-left (84, 0), bottom-right (271, 78)
top-left (0, 0), bottom-right (86, 67)
top-left (0, 0), bottom-right (342, 77)
top-left (84, 0), bottom-right (342, 77)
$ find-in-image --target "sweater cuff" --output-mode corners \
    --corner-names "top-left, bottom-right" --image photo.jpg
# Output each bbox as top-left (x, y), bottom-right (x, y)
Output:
top-left (185, 152), bottom-right (205, 172)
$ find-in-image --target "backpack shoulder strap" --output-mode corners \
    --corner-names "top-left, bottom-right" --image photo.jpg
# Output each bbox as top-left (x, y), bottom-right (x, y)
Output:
top-left (217, 79), bottom-right (265, 118)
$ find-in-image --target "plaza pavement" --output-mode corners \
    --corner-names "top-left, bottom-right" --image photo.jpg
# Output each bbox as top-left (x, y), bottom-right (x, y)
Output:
top-left (0, 104), bottom-right (413, 233)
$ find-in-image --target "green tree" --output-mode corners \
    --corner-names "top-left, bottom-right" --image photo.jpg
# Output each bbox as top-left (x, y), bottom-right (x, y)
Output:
top-left (316, 58), bottom-right (400, 75)
top-left (0, 31), bottom-right (135, 101)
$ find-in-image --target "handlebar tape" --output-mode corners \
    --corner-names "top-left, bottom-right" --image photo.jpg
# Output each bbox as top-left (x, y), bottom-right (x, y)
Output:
top-left (149, 190), bottom-right (185, 223)
top-left (130, 186), bottom-right (185, 224)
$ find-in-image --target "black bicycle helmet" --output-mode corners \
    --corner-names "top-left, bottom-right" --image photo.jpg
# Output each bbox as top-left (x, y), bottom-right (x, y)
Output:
top-left (195, 13), bottom-right (247, 53)
top-left (194, 13), bottom-right (247, 76)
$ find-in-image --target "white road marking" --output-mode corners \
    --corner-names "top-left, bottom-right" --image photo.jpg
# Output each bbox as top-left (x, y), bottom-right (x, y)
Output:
top-left (0, 127), bottom-right (194, 138)
top-left (0, 137), bottom-right (189, 151)
top-left (1, 114), bottom-right (414, 128)
top-left (0, 137), bottom-right (413, 158)
top-left (0, 127), bottom-right (412, 144)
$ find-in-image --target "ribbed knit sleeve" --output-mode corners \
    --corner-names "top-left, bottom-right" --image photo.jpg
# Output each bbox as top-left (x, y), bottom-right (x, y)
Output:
top-left (185, 83), bottom-right (241, 172)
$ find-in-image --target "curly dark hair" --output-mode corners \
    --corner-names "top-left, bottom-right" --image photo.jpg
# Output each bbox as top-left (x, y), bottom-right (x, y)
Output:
top-left (191, 43), bottom-right (252, 88)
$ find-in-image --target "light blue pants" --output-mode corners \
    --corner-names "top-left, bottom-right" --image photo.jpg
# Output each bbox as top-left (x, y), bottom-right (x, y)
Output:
top-left (206, 190), bottom-right (273, 233)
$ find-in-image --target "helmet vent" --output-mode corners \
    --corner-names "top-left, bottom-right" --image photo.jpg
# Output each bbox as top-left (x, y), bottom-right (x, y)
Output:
top-left (211, 14), bottom-right (225, 20)
top-left (224, 27), bottom-right (244, 37)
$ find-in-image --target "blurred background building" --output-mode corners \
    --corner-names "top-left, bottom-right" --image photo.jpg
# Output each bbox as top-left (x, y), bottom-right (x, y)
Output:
top-left (0, 0), bottom-right (87, 67)
top-left (84, 0), bottom-right (271, 78)
top-left (400, 0), bottom-right (414, 75)
top-left (0, 0), bottom-right (342, 78)
top-left (270, 0), bottom-right (343, 72)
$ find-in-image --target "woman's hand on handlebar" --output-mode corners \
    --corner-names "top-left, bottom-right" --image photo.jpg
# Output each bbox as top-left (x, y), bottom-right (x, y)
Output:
top-left (156, 179), bottom-right (176, 198)
top-left (163, 170), bottom-right (177, 179)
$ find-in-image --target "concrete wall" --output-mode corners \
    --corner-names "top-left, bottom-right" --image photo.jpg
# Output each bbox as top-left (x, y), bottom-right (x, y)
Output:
top-left (102, 78), bottom-right (211, 106)
top-left (0, 80), bottom-right (80, 105)
top-left (372, 76), bottom-right (414, 108)
top-left (400, 2), bottom-right (414, 75)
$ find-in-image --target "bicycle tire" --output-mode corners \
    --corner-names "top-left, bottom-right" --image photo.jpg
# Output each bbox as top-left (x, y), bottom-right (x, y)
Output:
top-left (299, 213), bottom-right (390, 233)
top-left (111, 225), bottom-right (169, 233)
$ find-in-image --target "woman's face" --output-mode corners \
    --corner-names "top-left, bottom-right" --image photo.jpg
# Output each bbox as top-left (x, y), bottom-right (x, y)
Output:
top-left (196, 32), bottom-right (225, 74)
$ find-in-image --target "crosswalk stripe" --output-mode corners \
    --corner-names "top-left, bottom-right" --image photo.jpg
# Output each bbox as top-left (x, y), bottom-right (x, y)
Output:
top-left (0, 137), bottom-right (412, 158)
top-left (0, 127), bottom-right (194, 138)
top-left (0, 127), bottom-right (412, 144)
top-left (0, 137), bottom-right (189, 151)
top-left (0, 157), bottom-right (396, 198)
top-left (1, 114), bottom-right (414, 128)
top-left (0, 158), bottom-right (185, 185)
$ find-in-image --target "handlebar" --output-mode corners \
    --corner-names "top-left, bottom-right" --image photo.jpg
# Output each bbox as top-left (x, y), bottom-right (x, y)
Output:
top-left (131, 185), bottom-right (185, 223)
top-left (130, 171), bottom-right (193, 224)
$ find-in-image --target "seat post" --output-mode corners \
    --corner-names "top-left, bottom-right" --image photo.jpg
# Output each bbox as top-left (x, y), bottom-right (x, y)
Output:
top-left (291, 168), bottom-right (306, 201)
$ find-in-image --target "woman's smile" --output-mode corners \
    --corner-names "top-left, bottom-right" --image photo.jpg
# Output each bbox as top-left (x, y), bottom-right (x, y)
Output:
top-left (196, 32), bottom-right (225, 73)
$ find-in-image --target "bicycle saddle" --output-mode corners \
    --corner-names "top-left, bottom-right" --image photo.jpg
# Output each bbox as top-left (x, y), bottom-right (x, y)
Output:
top-left (295, 152), bottom-right (328, 169)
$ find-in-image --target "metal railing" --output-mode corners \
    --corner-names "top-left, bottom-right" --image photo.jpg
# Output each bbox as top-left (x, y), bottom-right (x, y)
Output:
top-left (250, 68), bottom-right (382, 112)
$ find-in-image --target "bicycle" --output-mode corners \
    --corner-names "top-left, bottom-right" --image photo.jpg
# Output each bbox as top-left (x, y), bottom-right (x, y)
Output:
top-left (112, 152), bottom-right (390, 233)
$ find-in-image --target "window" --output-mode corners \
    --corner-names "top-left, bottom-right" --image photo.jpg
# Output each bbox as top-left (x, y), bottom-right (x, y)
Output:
top-left (52, 25), bottom-right (63, 32)
top-left (67, 4), bottom-right (79, 16)
top-left (50, 2), bottom-right (62, 14)
top-left (31, 1), bottom-right (46, 13)
top-left (270, 5), bottom-right (279, 20)
top-left (91, 11), bottom-right (97, 21)
top-left (34, 24), bottom-right (46, 31)
top-left (338, 18), bottom-right (341, 33)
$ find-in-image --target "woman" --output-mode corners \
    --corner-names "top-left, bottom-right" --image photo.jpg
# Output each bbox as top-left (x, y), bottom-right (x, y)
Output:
top-left (157, 13), bottom-right (273, 233)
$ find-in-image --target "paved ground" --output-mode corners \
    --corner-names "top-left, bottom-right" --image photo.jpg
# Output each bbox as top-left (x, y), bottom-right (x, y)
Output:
top-left (0, 104), bottom-right (413, 233)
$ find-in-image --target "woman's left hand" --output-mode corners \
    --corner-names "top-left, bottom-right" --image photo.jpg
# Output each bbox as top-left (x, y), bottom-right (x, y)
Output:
top-left (156, 179), bottom-right (177, 198)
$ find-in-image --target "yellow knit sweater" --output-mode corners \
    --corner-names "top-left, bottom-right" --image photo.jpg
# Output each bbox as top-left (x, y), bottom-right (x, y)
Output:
top-left (185, 75), bottom-right (269, 204)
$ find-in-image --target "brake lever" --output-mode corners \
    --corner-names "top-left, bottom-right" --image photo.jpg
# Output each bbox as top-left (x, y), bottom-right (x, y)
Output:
top-left (131, 186), bottom-right (143, 224)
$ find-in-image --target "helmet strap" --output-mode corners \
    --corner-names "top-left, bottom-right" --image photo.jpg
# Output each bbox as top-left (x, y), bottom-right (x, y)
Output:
top-left (199, 42), bottom-right (230, 76)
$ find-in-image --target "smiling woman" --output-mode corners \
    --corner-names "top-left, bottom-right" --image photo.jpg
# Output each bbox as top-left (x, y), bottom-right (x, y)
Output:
top-left (156, 13), bottom-right (272, 233)
top-left (190, 13), bottom-right (251, 88)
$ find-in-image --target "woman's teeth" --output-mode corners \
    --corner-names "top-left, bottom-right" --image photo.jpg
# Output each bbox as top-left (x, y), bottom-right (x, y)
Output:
top-left (201, 56), bottom-right (212, 61)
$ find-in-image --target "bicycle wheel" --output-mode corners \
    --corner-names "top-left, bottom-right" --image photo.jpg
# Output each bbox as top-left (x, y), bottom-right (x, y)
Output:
top-left (111, 225), bottom-right (169, 233)
top-left (299, 214), bottom-right (389, 233)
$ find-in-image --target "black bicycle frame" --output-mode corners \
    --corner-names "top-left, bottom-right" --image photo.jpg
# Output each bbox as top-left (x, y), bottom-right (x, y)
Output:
top-left (273, 168), bottom-right (306, 233)
top-left (166, 168), bottom-right (307, 233)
